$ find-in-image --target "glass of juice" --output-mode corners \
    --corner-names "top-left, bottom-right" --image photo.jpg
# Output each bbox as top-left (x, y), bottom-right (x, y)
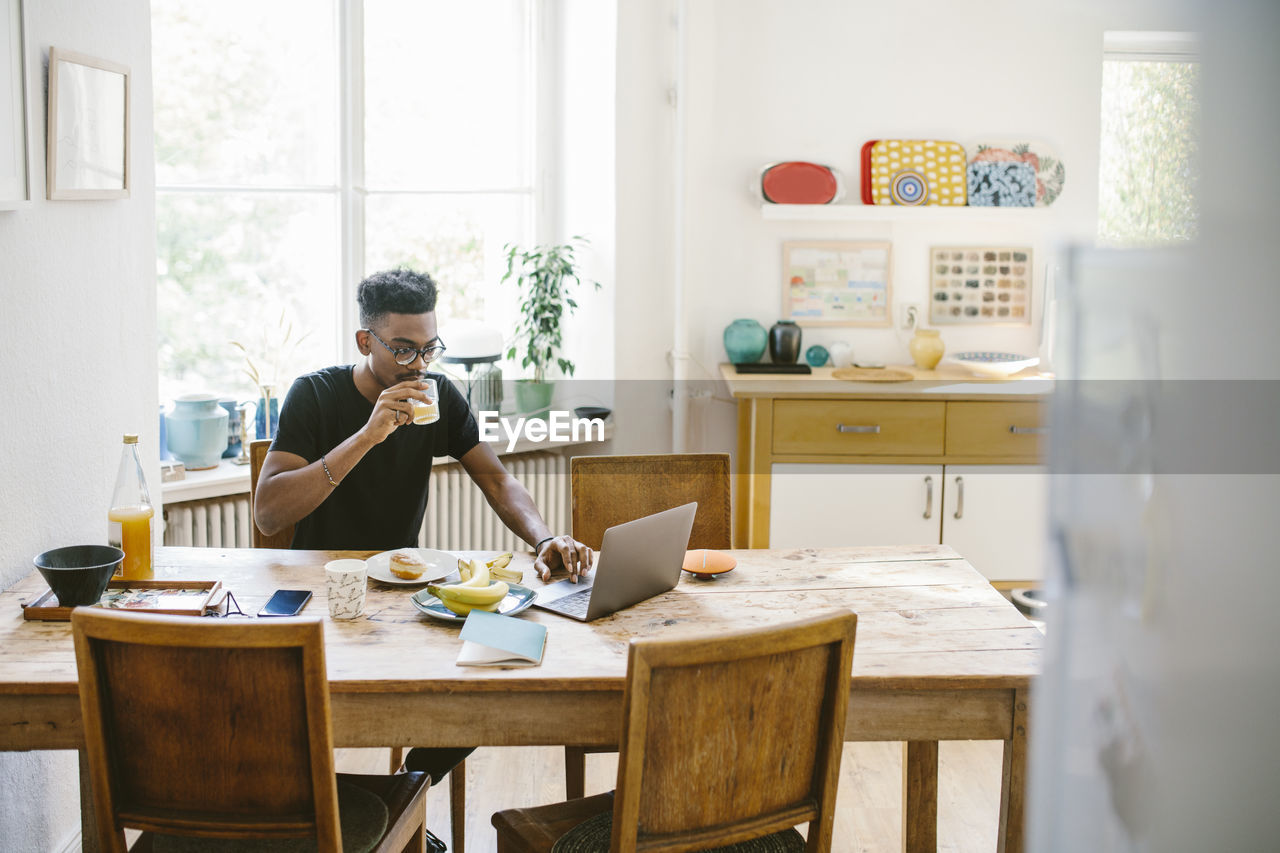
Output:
top-left (412, 378), bottom-right (440, 425)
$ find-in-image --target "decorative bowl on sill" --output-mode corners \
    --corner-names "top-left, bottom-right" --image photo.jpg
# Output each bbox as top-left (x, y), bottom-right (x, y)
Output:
top-left (946, 351), bottom-right (1040, 377)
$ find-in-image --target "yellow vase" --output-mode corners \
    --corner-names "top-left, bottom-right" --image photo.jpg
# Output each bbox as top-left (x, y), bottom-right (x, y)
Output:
top-left (909, 328), bottom-right (945, 370)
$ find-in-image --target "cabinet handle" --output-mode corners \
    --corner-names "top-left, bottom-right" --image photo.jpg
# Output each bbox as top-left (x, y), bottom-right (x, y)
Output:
top-left (837, 424), bottom-right (881, 434)
top-left (923, 475), bottom-right (933, 519)
top-left (1009, 425), bottom-right (1049, 435)
top-left (953, 475), bottom-right (965, 519)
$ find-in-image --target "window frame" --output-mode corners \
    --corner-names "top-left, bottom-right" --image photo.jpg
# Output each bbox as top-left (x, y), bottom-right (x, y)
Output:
top-left (155, 0), bottom-right (550, 384)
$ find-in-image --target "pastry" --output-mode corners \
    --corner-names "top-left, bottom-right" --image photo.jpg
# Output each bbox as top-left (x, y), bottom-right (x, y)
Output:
top-left (388, 550), bottom-right (427, 580)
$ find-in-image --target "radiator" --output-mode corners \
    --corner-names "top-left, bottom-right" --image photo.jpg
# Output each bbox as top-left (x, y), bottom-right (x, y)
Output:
top-left (164, 496), bottom-right (253, 548)
top-left (422, 450), bottom-right (569, 551)
top-left (163, 450), bottom-right (570, 551)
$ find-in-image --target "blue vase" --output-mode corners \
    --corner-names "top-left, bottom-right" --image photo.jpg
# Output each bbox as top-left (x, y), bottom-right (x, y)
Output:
top-left (220, 398), bottom-right (242, 458)
top-left (166, 394), bottom-right (230, 470)
top-left (723, 319), bottom-right (767, 364)
top-left (805, 344), bottom-right (830, 367)
top-left (255, 395), bottom-right (280, 441)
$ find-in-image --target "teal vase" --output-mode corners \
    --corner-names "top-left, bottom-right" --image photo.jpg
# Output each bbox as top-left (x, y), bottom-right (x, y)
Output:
top-left (166, 394), bottom-right (230, 470)
top-left (723, 319), bottom-right (767, 364)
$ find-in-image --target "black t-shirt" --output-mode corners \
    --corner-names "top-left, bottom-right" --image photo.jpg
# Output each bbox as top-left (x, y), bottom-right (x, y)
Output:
top-left (270, 365), bottom-right (480, 549)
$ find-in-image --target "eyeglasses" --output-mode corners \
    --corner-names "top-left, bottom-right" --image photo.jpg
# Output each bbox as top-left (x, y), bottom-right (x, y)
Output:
top-left (363, 329), bottom-right (447, 366)
top-left (203, 590), bottom-right (248, 618)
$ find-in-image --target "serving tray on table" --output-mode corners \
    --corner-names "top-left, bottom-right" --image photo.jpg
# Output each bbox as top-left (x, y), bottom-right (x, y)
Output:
top-left (21, 579), bottom-right (223, 621)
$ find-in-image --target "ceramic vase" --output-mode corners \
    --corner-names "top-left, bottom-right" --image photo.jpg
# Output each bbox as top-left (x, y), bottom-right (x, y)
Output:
top-left (828, 341), bottom-right (853, 368)
top-left (515, 380), bottom-right (555, 421)
top-left (769, 320), bottom-right (802, 364)
top-left (166, 394), bottom-right (230, 470)
top-left (909, 328), bottom-right (946, 370)
top-left (255, 395), bottom-right (279, 440)
top-left (723, 319), bottom-right (767, 364)
top-left (220, 398), bottom-right (242, 458)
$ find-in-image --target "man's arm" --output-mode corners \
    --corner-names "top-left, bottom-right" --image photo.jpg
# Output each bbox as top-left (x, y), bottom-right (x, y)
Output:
top-left (254, 379), bottom-right (430, 536)
top-left (459, 443), bottom-right (593, 582)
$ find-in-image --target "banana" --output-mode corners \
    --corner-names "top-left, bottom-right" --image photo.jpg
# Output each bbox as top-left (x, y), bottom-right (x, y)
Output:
top-left (461, 560), bottom-right (490, 587)
top-left (490, 565), bottom-right (523, 584)
top-left (436, 597), bottom-right (502, 616)
top-left (457, 559), bottom-right (473, 582)
top-left (487, 552), bottom-right (514, 569)
top-left (427, 578), bottom-right (509, 606)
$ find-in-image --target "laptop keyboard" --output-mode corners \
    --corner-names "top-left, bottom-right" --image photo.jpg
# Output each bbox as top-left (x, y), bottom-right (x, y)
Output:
top-left (552, 588), bottom-right (593, 616)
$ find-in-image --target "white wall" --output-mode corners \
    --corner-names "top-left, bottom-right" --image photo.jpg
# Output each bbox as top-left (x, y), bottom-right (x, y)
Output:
top-left (0, 0), bottom-right (155, 848)
top-left (613, 0), bottom-right (1198, 454)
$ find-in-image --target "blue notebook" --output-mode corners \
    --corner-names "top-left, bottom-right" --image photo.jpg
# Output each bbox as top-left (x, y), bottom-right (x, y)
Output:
top-left (457, 609), bottom-right (547, 667)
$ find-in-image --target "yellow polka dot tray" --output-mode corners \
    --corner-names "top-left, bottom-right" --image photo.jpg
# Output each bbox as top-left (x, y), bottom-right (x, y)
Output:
top-left (867, 140), bottom-right (968, 206)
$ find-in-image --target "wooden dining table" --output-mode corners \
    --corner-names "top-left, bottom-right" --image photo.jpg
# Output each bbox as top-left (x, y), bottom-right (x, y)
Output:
top-left (0, 544), bottom-right (1039, 853)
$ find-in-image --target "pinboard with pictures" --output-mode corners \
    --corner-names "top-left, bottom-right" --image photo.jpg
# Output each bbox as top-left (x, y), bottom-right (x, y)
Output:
top-left (929, 245), bottom-right (1032, 325)
top-left (783, 240), bottom-right (892, 327)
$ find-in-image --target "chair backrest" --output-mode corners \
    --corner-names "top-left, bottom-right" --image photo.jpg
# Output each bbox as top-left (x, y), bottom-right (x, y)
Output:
top-left (611, 610), bottom-right (857, 853)
top-left (570, 453), bottom-right (731, 551)
top-left (72, 610), bottom-right (341, 852)
top-left (250, 438), bottom-right (295, 549)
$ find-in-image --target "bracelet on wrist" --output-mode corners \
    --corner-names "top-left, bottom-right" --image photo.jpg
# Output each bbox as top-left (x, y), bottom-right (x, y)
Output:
top-left (320, 455), bottom-right (339, 488)
top-left (533, 535), bottom-right (556, 555)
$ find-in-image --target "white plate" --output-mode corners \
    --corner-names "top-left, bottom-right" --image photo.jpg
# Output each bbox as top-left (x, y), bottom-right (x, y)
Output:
top-left (946, 351), bottom-right (1040, 378)
top-left (366, 548), bottom-right (457, 585)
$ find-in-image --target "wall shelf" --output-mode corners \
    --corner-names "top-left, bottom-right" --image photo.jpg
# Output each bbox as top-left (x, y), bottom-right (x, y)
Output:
top-left (761, 204), bottom-right (1049, 223)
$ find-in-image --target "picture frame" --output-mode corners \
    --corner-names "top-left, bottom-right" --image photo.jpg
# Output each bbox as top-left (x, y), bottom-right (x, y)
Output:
top-left (0, 0), bottom-right (30, 208)
top-left (46, 46), bottom-right (130, 200)
top-left (782, 240), bottom-right (892, 327)
top-left (928, 245), bottom-right (1033, 325)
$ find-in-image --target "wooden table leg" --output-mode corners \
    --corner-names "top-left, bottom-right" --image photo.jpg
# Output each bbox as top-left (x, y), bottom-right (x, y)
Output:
top-left (902, 740), bottom-right (938, 853)
top-left (997, 688), bottom-right (1029, 853)
top-left (80, 749), bottom-right (99, 853)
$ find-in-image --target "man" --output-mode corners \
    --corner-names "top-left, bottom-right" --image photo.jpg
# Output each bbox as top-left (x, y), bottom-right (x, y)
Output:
top-left (254, 267), bottom-right (593, 793)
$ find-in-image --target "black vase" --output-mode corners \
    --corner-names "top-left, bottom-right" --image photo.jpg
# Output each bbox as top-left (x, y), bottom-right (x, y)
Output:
top-left (769, 320), bottom-right (802, 364)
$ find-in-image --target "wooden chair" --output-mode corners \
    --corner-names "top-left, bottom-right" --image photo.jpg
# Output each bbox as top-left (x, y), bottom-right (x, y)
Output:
top-left (249, 439), bottom-right (295, 550)
top-left (72, 609), bottom-right (429, 852)
top-left (568, 453), bottom-right (732, 552)
top-left (492, 610), bottom-right (858, 853)
top-left (563, 452), bottom-right (732, 800)
top-left (250, 438), bottom-right (468, 851)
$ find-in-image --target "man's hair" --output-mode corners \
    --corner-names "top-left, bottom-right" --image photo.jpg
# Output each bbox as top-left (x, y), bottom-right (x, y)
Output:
top-left (357, 268), bottom-right (438, 328)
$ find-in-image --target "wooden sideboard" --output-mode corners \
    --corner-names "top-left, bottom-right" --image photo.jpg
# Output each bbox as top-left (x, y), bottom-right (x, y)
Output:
top-left (723, 364), bottom-right (1052, 586)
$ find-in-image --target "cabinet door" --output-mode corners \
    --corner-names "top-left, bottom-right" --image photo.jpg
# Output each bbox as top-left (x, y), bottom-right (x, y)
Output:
top-left (940, 465), bottom-right (1047, 582)
top-left (769, 464), bottom-right (943, 548)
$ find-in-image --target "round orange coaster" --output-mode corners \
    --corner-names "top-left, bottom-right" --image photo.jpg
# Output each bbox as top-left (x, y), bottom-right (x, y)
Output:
top-left (682, 549), bottom-right (737, 580)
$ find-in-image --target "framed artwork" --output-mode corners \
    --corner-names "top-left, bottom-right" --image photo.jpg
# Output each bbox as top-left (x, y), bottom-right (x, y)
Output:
top-left (0, 0), bottom-right (30, 208)
top-left (46, 47), bottom-right (130, 200)
top-left (928, 245), bottom-right (1033, 325)
top-left (783, 240), bottom-right (892, 327)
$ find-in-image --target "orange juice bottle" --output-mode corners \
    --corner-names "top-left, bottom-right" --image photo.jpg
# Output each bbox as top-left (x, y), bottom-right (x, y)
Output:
top-left (109, 434), bottom-right (154, 580)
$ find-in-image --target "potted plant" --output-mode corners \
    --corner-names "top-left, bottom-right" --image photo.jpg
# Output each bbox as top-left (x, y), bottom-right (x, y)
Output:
top-left (501, 237), bottom-right (599, 418)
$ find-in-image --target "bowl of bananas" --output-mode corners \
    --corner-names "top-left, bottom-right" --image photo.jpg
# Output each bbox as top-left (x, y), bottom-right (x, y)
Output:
top-left (412, 555), bottom-right (536, 622)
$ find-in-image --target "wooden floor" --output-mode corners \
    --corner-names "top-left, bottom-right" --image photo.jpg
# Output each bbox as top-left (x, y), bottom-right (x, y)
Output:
top-left (336, 739), bottom-right (1004, 852)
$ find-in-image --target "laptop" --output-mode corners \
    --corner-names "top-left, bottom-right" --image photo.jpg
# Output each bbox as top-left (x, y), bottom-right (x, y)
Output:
top-left (534, 502), bottom-right (697, 622)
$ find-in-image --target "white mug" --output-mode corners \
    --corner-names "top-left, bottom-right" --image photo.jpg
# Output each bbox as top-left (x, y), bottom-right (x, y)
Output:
top-left (325, 558), bottom-right (368, 619)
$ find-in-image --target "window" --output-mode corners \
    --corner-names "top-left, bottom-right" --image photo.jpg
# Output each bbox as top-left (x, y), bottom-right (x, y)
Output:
top-left (1097, 31), bottom-right (1200, 247)
top-left (153, 0), bottom-right (538, 402)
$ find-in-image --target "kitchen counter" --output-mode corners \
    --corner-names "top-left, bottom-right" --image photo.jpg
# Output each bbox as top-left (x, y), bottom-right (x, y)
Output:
top-left (720, 362), bottom-right (1053, 400)
top-left (723, 363), bottom-right (1051, 584)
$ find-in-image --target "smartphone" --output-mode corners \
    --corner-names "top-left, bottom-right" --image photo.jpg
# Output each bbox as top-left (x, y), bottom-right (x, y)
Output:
top-left (258, 589), bottom-right (313, 617)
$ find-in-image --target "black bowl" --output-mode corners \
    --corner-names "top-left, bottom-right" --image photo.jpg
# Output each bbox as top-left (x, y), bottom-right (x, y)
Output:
top-left (573, 406), bottom-right (612, 421)
top-left (33, 545), bottom-right (124, 606)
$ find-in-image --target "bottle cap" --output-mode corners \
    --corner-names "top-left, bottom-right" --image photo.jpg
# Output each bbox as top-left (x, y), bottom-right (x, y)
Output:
top-left (123, 434), bottom-right (139, 444)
